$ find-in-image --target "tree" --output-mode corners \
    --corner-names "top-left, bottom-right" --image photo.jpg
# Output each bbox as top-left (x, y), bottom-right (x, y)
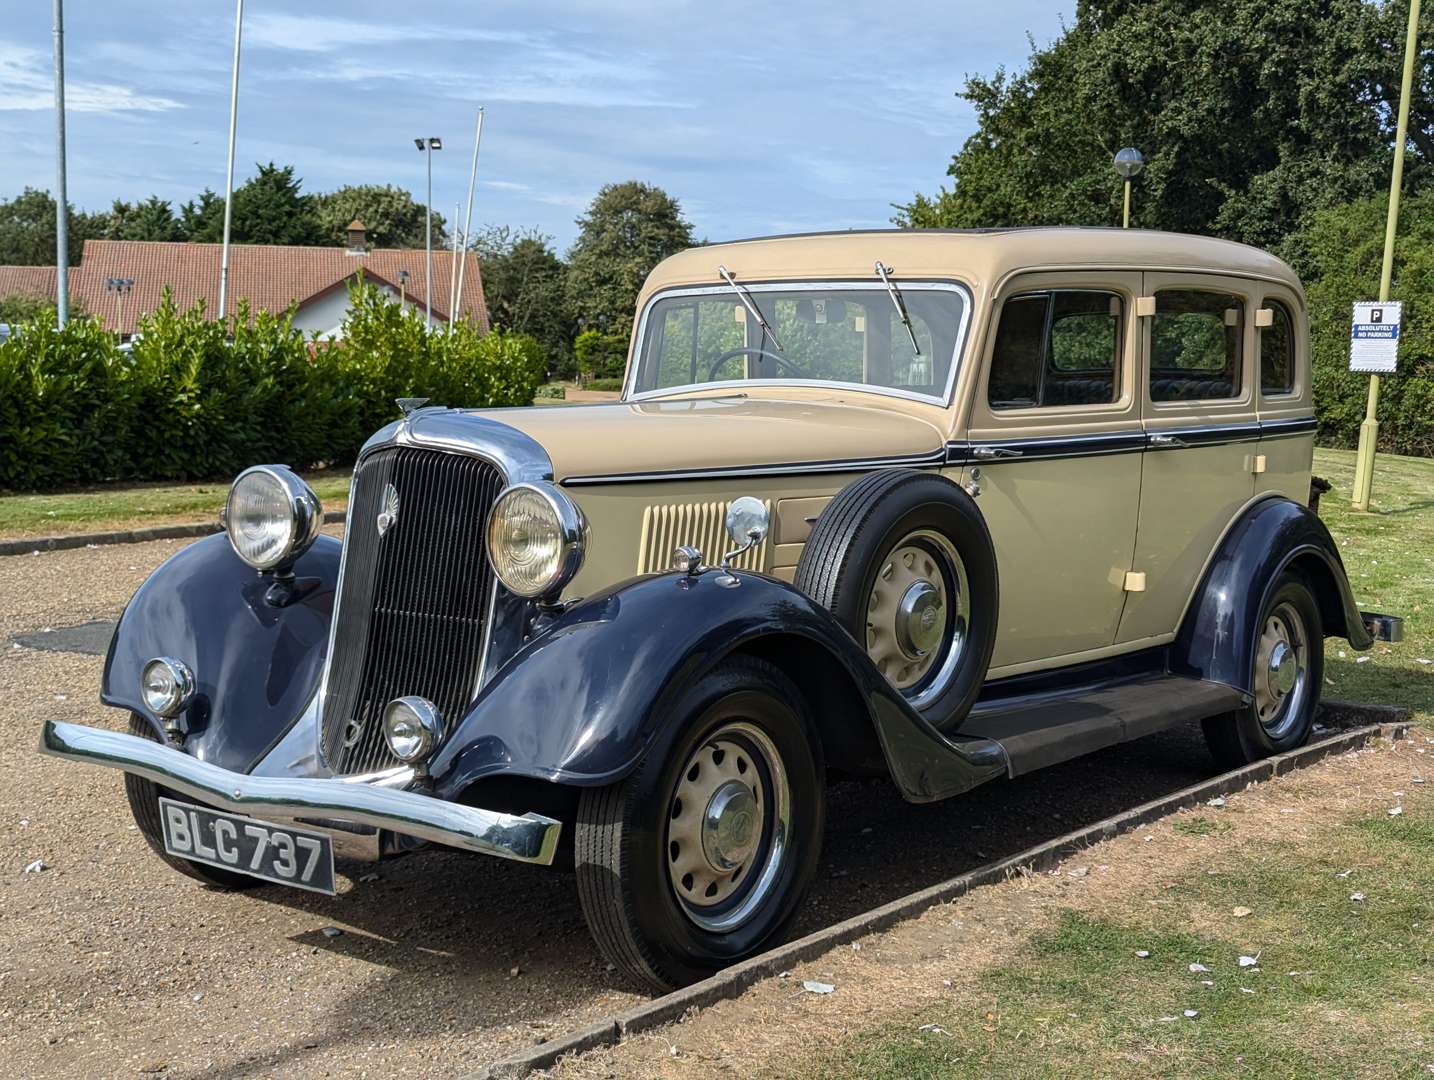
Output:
top-left (313, 184), bottom-right (445, 249)
top-left (0, 293), bottom-right (86, 323)
top-left (104, 195), bottom-right (183, 242)
top-left (566, 181), bottom-right (694, 341)
top-left (895, 0), bottom-right (1432, 253)
top-left (178, 164), bottom-right (326, 246)
top-left (473, 225), bottom-right (574, 376)
top-left (0, 188), bottom-right (106, 266)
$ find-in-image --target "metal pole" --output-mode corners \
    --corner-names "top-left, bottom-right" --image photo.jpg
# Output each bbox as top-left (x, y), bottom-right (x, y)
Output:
top-left (424, 144), bottom-right (433, 330)
top-left (217, 0), bottom-right (243, 329)
top-left (447, 202), bottom-right (460, 331)
top-left (52, 0), bottom-right (69, 328)
top-left (1122, 179), bottom-right (1131, 229)
top-left (455, 107), bottom-right (484, 327)
top-left (1352, 0), bottom-right (1420, 511)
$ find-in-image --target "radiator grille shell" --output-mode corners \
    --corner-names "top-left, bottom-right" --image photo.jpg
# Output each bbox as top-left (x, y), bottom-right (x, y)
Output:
top-left (321, 447), bottom-right (503, 775)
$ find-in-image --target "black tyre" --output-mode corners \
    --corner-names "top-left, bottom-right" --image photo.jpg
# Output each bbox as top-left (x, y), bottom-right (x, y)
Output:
top-left (793, 469), bottom-right (998, 729)
top-left (574, 656), bottom-right (824, 991)
top-left (123, 714), bottom-right (262, 891)
top-left (1202, 572), bottom-right (1324, 769)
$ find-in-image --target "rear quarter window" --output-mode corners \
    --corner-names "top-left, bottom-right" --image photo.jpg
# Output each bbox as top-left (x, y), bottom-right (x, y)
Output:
top-left (1150, 290), bottom-right (1244, 402)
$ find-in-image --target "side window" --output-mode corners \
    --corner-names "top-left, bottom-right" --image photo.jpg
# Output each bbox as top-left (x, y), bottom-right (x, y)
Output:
top-left (1150, 290), bottom-right (1244, 402)
top-left (1260, 300), bottom-right (1296, 395)
top-left (988, 291), bottom-right (1122, 410)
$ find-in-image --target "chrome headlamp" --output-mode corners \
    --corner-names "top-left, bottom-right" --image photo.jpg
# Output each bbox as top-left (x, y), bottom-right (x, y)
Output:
top-left (223, 465), bottom-right (322, 572)
top-left (382, 696), bottom-right (443, 766)
top-left (485, 481), bottom-right (586, 599)
top-left (141, 656), bottom-right (195, 718)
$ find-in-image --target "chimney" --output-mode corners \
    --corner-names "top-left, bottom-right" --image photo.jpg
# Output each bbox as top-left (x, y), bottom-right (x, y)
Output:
top-left (345, 220), bottom-right (368, 255)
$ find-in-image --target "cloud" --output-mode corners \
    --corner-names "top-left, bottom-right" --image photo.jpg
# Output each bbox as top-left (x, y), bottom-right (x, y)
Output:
top-left (0, 44), bottom-right (183, 114)
top-left (245, 14), bottom-right (530, 53)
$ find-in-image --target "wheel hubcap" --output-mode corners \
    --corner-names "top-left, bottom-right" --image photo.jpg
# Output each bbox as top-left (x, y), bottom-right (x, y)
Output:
top-left (865, 531), bottom-right (968, 703)
top-left (666, 721), bottom-right (791, 932)
top-left (1254, 602), bottom-right (1308, 739)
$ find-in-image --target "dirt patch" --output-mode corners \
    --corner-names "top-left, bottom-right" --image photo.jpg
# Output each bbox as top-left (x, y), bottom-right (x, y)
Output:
top-left (540, 728), bottom-right (1431, 1079)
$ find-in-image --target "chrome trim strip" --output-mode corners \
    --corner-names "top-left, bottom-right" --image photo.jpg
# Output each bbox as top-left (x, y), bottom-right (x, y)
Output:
top-left (1258, 416), bottom-right (1318, 438)
top-left (1147, 422), bottom-right (1264, 448)
top-left (948, 417), bottom-right (1313, 465)
top-left (562, 448), bottom-right (949, 487)
top-left (39, 721), bottom-right (561, 865)
top-left (623, 279), bottom-right (974, 408)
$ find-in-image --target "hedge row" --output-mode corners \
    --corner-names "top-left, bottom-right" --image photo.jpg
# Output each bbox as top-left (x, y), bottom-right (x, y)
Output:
top-left (0, 284), bottom-right (544, 491)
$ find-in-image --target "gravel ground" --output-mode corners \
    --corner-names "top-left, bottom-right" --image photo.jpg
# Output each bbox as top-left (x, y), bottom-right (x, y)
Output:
top-left (0, 537), bottom-right (1229, 1078)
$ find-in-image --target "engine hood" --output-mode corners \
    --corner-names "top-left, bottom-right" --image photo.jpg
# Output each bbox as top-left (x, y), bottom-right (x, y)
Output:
top-left (459, 393), bottom-right (949, 483)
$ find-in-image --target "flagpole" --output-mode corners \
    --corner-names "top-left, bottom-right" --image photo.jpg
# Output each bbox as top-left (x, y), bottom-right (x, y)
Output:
top-left (217, 0), bottom-right (243, 329)
top-left (454, 107), bottom-right (484, 325)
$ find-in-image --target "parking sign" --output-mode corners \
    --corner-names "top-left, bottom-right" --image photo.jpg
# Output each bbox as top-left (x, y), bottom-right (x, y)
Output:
top-left (1349, 301), bottom-right (1401, 373)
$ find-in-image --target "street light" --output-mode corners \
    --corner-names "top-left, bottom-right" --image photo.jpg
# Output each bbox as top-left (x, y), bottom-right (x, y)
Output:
top-left (398, 267), bottom-right (410, 307)
top-left (1113, 147), bottom-right (1144, 229)
top-left (414, 136), bottom-right (442, 329)
top-left (105, 276), bottom-right (134, 337)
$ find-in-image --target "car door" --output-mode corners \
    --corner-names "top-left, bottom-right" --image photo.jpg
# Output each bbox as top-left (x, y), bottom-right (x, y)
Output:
top-left (1116, 274), bottom-right (1260, 645)
top-left (965, 272), bottom-right (1144, 674)
top-left (1252, 286), bottom-right (1316, 502)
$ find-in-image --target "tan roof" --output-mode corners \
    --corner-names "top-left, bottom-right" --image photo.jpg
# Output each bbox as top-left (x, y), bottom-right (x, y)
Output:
top-left (641, 228), bottom-right (1303, 306)
top-left (0, 239), bottom-right (487, 336)
top-left (0, 265), bottom-right (58, 306)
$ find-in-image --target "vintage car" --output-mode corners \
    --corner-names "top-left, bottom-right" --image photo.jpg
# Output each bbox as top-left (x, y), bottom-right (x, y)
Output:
top-left (41, 228), bottom-right (1400, 991)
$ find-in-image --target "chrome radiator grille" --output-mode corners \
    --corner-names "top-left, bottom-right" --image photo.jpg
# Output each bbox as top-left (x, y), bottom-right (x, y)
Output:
top-left (321, 446), bottom-right (503, 775)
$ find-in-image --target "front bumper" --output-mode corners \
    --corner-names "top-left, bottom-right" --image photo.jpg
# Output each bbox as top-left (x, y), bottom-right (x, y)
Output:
top-left (39, 721), bottom-right (561, 866)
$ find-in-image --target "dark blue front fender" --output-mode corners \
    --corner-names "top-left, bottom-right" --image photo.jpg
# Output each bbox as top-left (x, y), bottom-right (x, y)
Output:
top-left (428, 570), bottom-right (1006, 804)
top-left (101, 533), bottom-right (341, 773)
top-left (1172, 495), bottom-right (1373, 693)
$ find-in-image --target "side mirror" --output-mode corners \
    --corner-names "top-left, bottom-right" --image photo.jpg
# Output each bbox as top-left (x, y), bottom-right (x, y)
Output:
top-left (724, 496), bottom-right (770, 553)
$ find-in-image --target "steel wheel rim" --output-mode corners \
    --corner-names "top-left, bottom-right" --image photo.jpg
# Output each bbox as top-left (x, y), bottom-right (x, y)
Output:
top-left (865, 529), bottom-right (968, 707)
top-left (666, 720), bottom-right (791, 933)
top-left (1254, 600), bottom-right (1308, 740)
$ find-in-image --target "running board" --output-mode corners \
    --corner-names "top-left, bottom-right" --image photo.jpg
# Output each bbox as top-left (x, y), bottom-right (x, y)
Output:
top-left (962, 674), bottom-right (1248, 778)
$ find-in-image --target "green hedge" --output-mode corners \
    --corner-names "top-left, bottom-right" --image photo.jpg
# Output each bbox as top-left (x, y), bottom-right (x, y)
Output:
top-left (1302, 192), bottom-right (1434, 459)
top-left (0, 283), bottom-right (544, 491)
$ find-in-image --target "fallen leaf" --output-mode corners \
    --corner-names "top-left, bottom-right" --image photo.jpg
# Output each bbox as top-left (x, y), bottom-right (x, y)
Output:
top-left (918, 1024), bottom-right (950, 1036)
top-left (1336, 869), bottom-right (1353, 878)
top-left (1350, 892), bottom-right (1367, 902)
top-left (1189, 963), bottom-right (1210, 973)
top-left (1207, 797), bottom-right (1226, 808)
top-left (802, 980), bottom-right (835, 994)
top-left (1389, 806), bottom-right (1404, 817)
top-left (1239, 955), bottom-right (1260, 968)
top-left (22, 859), bottom-right (45, 874)
top-left (1232, 907), bottom-right (1253, 918)
top-left (1184, 1009), bottom-right (1200, 1018)
top-left (1134, 950), bottom-right (1151, 959)
top-left (1239, 987), bottom-right (1256, 994)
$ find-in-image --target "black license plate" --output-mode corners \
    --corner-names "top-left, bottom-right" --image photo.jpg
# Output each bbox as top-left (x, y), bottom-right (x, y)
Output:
top-left (159, 797), bottom-right (336, 895)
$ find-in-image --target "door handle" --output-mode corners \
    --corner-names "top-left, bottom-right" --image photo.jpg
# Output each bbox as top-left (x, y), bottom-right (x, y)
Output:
top-left (971, 445), bottom-right (1024, 460)
top-left (1148, 434), bottom-right (1189, 449)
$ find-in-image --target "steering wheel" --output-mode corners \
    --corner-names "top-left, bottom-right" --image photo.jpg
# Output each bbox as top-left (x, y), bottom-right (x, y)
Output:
top-left (705, 347), bottom-right (809, 382)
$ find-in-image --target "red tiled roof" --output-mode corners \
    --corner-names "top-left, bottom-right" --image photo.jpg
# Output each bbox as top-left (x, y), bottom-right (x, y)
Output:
top-left (0, 266), bottom-right (58, 306)
top-left (0, 240), bottom-right (487, 336)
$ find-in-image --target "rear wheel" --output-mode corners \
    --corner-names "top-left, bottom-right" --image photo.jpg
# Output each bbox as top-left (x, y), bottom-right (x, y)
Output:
top-left (1202, 573), bottom-right (1323, 769)
top-left (574, 656), bottom-right (824, 991)
top-left (123, 715), bottom-right (262, 890)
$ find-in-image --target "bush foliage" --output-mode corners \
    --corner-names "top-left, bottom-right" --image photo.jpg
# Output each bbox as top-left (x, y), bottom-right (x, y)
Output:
top-left (0, 283), bottom-right (543, 491)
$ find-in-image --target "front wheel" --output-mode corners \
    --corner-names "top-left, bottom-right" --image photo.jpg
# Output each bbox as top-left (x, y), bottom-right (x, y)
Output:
top-left (1202, 572), bottom-right (1324, 769)
top-left (574, 656), bottom-right (824, 991)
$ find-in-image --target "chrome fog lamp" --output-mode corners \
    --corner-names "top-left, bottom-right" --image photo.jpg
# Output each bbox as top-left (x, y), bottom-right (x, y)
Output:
top-left (141, 656), bottom-right (195, 718)
top-left (486, 481), bottom-right (586, 599)
top-left (223, 465), bottom-right (322, 572)
top-left (383, 696), bottom-right (443, 766)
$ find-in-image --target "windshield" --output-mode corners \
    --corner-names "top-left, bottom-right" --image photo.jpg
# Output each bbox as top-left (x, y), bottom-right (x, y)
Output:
top-left (628, 283), bottom-right (967, 402)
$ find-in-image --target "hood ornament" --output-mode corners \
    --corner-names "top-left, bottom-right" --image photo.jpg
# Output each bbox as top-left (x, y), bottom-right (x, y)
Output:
top-left (377, 483), bottom-right (400, 538)
top-left (396, 397), bottom-right (430, 417)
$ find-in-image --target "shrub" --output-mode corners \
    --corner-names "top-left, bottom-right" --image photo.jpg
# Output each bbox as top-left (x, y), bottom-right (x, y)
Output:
top-left (1301, 192), bottom-right (1434, 458)
top-left (586, 377), bottom-right (624, 393)
top-left (573, 329), bottom-right (627, 384)
top-left (534, 382), bottom-right (566, 399)
top-left (0, 283), bottom-right (546, 492)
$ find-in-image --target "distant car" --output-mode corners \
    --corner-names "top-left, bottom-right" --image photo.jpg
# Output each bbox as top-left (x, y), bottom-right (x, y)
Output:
top-left (41, 228), bottom-right (1400, 991)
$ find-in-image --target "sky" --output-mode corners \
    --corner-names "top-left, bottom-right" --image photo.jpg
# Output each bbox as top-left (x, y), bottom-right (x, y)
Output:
top-left (1, 2), bottom-right (1072, 251)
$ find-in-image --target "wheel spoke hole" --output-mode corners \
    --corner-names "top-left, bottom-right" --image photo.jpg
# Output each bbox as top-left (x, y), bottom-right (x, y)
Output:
top-left (671, 798), bottom-right (682, 819)
top-left (669, 840), bottom-right (679, 861)
top-left (686, 763), bottom-right (700, 783)
top-left (704, 881), bottom-right (719, 899)
top-left (681, 873), bottom-right (694, 892)
top-left (736, 756), bottom-right (748, 774)
top-left (712, 748), bottom-right (726, 766)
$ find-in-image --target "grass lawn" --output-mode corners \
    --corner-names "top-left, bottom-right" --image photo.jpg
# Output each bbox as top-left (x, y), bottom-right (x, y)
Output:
top-left (0, 470), bottom-right (352, 538)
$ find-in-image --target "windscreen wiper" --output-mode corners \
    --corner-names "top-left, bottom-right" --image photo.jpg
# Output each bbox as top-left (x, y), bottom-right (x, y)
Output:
top-left (718, 265), bottom-right (784, 352)
top-left (875, 260), bottom-right (921, 357)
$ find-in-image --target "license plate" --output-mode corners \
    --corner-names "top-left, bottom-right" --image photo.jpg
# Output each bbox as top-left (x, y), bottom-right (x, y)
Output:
top-left (159, 797), bottom-right (336, 895)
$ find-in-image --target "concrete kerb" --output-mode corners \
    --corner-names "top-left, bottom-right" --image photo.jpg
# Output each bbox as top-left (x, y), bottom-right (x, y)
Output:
top-left (0, 510), bottom-right (347, 557)
top-left (472, 708), bottom-right (1410, 1080)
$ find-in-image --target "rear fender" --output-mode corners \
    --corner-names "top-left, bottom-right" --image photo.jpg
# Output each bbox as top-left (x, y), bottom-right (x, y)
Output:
top-left (428, 570), bottom-right (1006, 804)
top-left (101, 533), bottom-right (340, 773)
top-left (1172, 495), bottom-right (1373, 694)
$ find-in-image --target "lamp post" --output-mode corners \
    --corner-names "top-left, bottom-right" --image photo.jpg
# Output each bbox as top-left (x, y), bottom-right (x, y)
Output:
top-left (105, 276), bottom-right (134, 338)
top-left (52, 0), bottom-right (70, 328)
top-left (414, 136), bottom-right (442, 329)
top-left (398, 268), bottom-right (410, 307)
top-left (218, 0), bottom-right (244, 329)
top-left (1351, 0), bottom-right (1422, 511)
top-left (1113, 148), bottom-right (1144, 228)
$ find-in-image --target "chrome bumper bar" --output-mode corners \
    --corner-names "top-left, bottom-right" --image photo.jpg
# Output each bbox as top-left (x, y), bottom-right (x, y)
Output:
top-left (39, 721), bottom-right (561, 866)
